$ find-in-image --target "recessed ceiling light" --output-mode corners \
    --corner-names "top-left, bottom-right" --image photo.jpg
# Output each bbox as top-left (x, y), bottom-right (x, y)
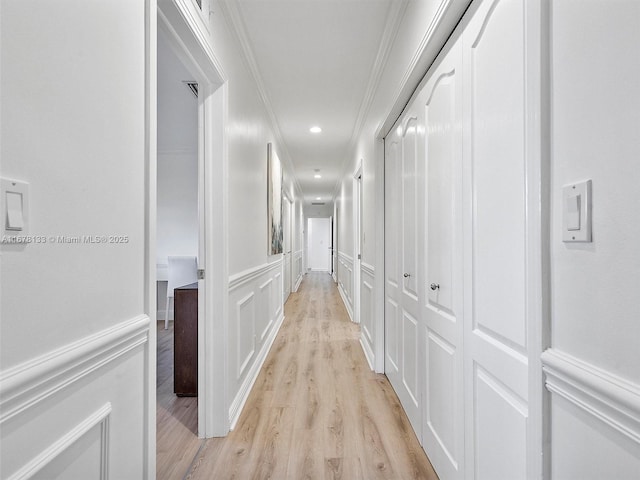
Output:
top-left (314, 174), bottom-right (322, 179)
top-left (310, 126), bottom-right (322, 133)
top-left (316, 197), bottom-right (321, 200)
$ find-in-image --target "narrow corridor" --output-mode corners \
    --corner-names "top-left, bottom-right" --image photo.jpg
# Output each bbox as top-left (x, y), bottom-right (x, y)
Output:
top-left (164, 272), bottom-right (437, 479)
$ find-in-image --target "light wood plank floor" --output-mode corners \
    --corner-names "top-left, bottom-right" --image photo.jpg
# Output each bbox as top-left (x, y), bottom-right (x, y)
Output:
top-left (158, 272), bottom-right (438, 480)
top-left (156, 322), bottom-right (204, 479)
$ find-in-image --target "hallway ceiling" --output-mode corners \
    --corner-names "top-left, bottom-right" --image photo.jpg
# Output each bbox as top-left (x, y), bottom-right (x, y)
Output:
top-left (226, 0), bottom-right (401, 210)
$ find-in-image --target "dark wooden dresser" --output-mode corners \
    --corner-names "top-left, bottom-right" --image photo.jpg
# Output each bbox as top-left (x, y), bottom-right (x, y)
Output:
top-left (174, 282), bottom-right (198, 396)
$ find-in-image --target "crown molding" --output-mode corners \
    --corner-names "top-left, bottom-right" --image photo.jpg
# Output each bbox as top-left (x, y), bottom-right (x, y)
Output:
top-left (219, 0), bottom-right (304, 199)
top-left (331, 0), bottom-right (409, 201)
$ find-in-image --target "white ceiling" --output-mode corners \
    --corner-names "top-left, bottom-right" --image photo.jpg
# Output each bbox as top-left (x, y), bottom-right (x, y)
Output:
top-left (231, 0), bottom-right (397, 208)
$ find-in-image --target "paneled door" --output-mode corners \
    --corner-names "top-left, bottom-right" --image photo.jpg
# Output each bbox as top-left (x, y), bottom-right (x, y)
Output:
top-left (385, 105), bottom-right (424, 437)
top-left (462, 0), bottom-right (542, 478)
top-left (421, 36), bottom-right (464, 480)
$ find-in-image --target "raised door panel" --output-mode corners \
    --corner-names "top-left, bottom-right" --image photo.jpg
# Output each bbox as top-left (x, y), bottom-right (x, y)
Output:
top-left (385, 138), bottom-right (401, 377)
top-left (385, 140), bottom-right (400, 289)
top-left (402, 117), bottom-right (419, 300)
top-left (399, 110), bottom-right (424, 438)
top-left (463, 0), bottom-right (532, 478)
top-left (470, 0), bottom-right (526, 350)
top-left (422, 36), bottom-right (464, 480)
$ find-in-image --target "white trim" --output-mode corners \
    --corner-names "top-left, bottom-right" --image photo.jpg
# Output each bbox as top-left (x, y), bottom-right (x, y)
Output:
top-left (0, 315), bottom-right (149, 424)
top-left (158, 0), bottom-right (229, 438)
top-left (361, 262), bottom-right (375, 277)
top-left (144, 1), bottom-right (158, 477)
top-left (542, 348), bottom-right (640, 445)
top-left (338, 251), bottom-right (354, 263)
top-left (331, 1), bottom-right (408, 200)
top-left (376, 0), bottom-right (473, 140)
top-left (8, 403), bottom-right (112, 480)
top-left (360, 338), bottom-right (375, 371)
top-left (158, 0), bottom-right (223, 82)
top-left (229, 310), bottom-right (285, 430)
top-left (236, 292), bottom-right (256, 379)
top-left (374, 137), bottom-right (385, 374)
top-left (229, 260), bottom-right (283, 292)
top-left (219, 0), bottom-right (302, 198)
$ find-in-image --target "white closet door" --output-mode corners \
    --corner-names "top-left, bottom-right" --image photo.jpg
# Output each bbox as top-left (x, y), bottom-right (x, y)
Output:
top-left (421, 36), bottom-right (465, 480)
top-left (384, 133), bottom-right (402, 394)
top-left (462, 0), bottom-right (541, 478)
top-left (385, 107), bottom-right (424, 437)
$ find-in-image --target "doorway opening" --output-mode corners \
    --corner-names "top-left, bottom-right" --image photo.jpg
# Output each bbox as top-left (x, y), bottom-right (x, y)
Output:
top-left (155, 28), bottom-right (201, 468)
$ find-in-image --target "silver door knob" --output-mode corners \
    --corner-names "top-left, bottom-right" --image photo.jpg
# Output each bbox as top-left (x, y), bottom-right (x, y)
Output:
top-left (404, 273), bottom-right (411, 278)
top-left (430, 283), bottom-right (440, 291)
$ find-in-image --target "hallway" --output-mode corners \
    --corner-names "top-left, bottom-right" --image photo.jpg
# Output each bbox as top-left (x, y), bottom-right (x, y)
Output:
top-left (162, 272), bottom-right (437, 480)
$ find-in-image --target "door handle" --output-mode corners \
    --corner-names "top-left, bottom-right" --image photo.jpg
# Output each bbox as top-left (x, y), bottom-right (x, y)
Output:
top-left (404, 273), bottom-right (411, 278)
top-left (430, 283), bottom-right (440, 291)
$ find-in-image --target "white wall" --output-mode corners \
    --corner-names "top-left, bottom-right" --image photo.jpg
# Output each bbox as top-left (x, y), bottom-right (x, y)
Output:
top-left (209, 0), bottom-right (305, 427)
top-left (1, 1), bottom-right (149, 478)
top-left (546, 1), bottom-right (640, 477)
top-left (156, 34), bottom-right (199, 319)
top-left (156, 33), bottom-right (199, 267)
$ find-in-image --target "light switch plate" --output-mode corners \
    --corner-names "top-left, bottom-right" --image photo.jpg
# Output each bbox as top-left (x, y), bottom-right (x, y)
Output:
top-left (562, 180), bottom-right (591, 242)
top-left (1, 177), bottom-right (29, 238)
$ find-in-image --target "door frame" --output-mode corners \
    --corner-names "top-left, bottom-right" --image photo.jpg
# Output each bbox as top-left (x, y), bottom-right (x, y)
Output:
top-left (149, 0), bottom-right (230, 457)
top-left (353, 162), bottom-right (363, 324)
top-left (282, 192), bottom-right (293, 301)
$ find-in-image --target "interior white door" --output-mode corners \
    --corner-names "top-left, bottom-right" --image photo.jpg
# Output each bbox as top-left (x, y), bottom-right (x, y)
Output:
top-left (283, 197), bottom-right (292, 303)
top-left (421, 36), bottom-right (464, 480)
top-left (462, 0), bottom-right (540, 478)
top-left (308, 217), bottom-right (331, 272)
top-left (385, 107), bottom-right (423, 438)
top-left (384, 132), bottom-right (402, 391)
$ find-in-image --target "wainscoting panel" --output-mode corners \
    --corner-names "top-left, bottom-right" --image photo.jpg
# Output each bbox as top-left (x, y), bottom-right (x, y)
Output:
top-left (237, 293), bottom-right (256, 379)
top-left (546, 349), bottom-right (640, 480)
top-left (542, 348), bottom-right (640, 453)
top-left (360, 263), bottom-right (376, 369)
top-left (337, 252), bottom-right (354, 320)
top-left (293, 250), bottom-right (303, 291)
top-left (258, 279), bottom-right (274, 342)
top-left (228, 260), bottom-right (285, 428)
top-left (0, 317), bottom-right (149, 480)
top-left (473, 364), bottom-right (528, 479)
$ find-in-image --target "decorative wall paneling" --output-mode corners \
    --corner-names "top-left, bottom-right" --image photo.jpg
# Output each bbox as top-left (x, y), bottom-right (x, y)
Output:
top-left (0, 317), bottom-right (150, 479)
top-left (227, 260), bottom-right (285, 428)
top-left (337, 252), bottom-right (354, 321)
top-left (360, 262), bottom-right (376, 369)
top-left (543, 348), bottom-right (640, 478)
top-left (383, 0), bottom-right (543, 478)
top-left (542, 349), bottom-right (640, 447)
top-left (293, 250), bottom-right (304, 292)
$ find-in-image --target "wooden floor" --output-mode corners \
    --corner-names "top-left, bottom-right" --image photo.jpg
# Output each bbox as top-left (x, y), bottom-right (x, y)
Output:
top-left (157, 272), bottom-right (438, 480)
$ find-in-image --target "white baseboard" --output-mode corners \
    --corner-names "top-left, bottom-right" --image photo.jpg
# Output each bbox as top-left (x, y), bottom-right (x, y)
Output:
top-left (337, 283), bottom-right (353, 322)
top-left (360, 336), bottom-right (375, 371)
top-left (228, 310), bottom-right (285, 430)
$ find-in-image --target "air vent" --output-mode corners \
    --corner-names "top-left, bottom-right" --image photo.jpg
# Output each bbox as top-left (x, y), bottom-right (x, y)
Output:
top-left (311, 202), bottom-right (325, 206)
top-left (184, 81), bottom-right (198, 98)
